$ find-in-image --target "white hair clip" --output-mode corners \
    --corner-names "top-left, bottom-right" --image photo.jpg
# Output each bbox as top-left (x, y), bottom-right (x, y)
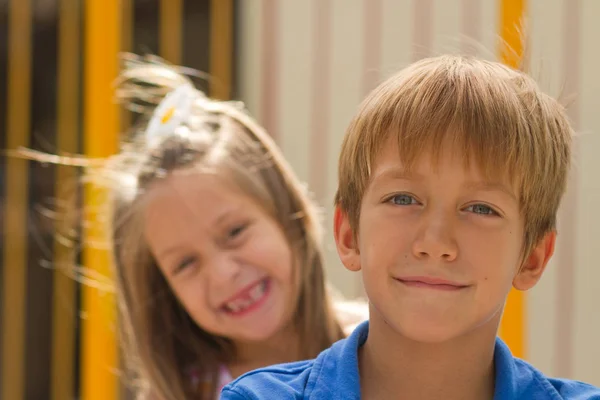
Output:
top-left (145, 83), bottom-right (198, 144)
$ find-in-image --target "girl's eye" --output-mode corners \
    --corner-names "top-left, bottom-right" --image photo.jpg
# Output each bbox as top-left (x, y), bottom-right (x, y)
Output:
top-left (228, 223), bottom-right (249, 240)
top-left (174, 256), bottom-right (196, 274)
top-left (465, 204), bottom-right (499, 216)
top-left (389, 194), bottom-right (418, 206)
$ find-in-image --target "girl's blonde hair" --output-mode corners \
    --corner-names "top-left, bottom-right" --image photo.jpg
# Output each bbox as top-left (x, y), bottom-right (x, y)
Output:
top-left (99, 55), bottom-right (344, 399)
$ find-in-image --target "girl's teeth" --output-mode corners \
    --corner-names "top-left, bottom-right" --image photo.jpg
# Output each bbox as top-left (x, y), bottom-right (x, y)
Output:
top-left (249, 282), bottom-right (264, 301)
top-left (229, 298), bottom-right (247, 310)
top-left (225, 280), bottom-right (267, 313)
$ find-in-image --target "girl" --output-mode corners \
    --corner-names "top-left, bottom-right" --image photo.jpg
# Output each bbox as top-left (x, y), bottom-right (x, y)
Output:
top-left (85, 55), bottom-right (364, 399)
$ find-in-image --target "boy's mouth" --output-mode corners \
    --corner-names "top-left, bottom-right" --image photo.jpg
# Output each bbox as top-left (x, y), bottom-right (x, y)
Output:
top-left (221, 278), bottom-right (271, 315)
top-left (395, 276), bottom-right (468, 291)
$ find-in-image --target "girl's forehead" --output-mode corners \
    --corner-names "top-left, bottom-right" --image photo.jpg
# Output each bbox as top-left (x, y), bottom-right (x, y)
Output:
top-left (145, 173), bottom-right (241, 213)
top-left (144, 170), bottom-right (277, 225)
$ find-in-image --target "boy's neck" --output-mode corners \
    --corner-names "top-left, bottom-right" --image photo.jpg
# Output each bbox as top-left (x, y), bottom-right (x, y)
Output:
top-left (228, 323), bottom-right (300, 379)
top-left (359, 313), bottom-right (499, 400)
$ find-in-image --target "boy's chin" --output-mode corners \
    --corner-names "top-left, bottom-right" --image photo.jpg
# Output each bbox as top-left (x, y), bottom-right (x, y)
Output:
top-left (383, 312), bottom-right (502, 345)
top-left (386, 317), bottom-right (475, 344)
top-left (402, 328), bottom-right (463, 344)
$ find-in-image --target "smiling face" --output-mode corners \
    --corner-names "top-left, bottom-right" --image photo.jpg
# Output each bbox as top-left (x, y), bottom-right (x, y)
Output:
top-left (334, 137), bottom-right (555, 343)
top-left (144, 171), bottom-right (296, 344)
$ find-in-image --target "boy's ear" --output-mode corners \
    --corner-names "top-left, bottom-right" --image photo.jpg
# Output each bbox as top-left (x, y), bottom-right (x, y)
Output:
top-left (513, 231), bottom-right (556, 291)
top-left (333, 206), bottom-right (361, 272)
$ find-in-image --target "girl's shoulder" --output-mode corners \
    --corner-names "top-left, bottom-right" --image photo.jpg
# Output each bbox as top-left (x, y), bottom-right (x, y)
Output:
top-left (332, 298), bottom-right (369, 336)
top-left (187, 363), bottom-right (233, 399)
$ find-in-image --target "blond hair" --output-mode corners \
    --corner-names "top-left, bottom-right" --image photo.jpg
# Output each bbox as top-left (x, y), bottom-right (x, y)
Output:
top-left (76, 55), bottom-right (345, 399)
top-left (335, 55), bottom-right (572, 258)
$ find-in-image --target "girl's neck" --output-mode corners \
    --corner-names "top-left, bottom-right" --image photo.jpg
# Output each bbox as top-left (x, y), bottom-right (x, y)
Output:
top-left (359, 313), bottom-right (500, 400)
top-left (228, 323), bottom-right (301, 379)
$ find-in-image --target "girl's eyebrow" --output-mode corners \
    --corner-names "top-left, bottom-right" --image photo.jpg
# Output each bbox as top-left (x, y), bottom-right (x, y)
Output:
top-left (211, 206), bottom-right (242, 227)
top-left (156, 207), bottom-right (245, 259)
top-left (157, 244), bottom-right (185, 260)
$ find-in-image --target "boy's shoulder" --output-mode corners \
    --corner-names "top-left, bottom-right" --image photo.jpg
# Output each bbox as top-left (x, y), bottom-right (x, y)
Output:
top-left (220, 360), bottom-right (316, 400)
top-left (493, 340), bottom-right (600, 399)
top-left (509, 357), bottom-right (600, 399)
top-left (544, 376), bottom-right (600, 399)
top-left (221, 321), bottom-right (600, 400)
top-left (221, 321), bottom-right (368, 400)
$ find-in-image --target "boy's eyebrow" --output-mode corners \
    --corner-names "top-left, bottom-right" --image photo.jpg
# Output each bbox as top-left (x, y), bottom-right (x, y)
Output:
top-left (370, 167), bottom-right (517, 200)
top-left (370, 167), bottom-right (423, 183)
top-left (463, 181), bottom-right (517, 201)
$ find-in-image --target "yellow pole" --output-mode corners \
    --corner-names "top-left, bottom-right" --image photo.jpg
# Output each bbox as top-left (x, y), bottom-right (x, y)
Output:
top-left (51, 0), bottom-right (80, 399)
top-left (210, 0), bottom-right (234, 100)
top-left (498, 0), bottom-right (527, 359)
top-left (1, 0), bottom-right (32, 398)
top-left (160, 0), bottom-right (183, 64)
top-left (80, 0), bottom-right (120, 399)
top-left (121, 0), bottom-right (133, 134)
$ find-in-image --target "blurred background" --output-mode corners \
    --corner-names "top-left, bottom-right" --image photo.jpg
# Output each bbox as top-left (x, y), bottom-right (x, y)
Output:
top-left (0, 0), bottom-right (598, 399)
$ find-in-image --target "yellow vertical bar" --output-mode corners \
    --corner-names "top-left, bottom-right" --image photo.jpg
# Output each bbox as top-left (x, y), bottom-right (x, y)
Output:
top-left (122, 0), bottom-right (133, 53)
top-left (81, 0), bottom-right (120, 399)
top-left (121, 0), bottom-right (133, 133)
top-left (160, 0), bottom-right (183, 64)
top-left (498, 0), bottom-right (526, 359)
top-left (210, 0), bottom-right (234, 100)
top-left (51, 0), bottom-right (80, 399)
top-left (499, 0), bottom-right (525, 70)
top-left (118, 3), bottom-right (133, 397)
top-left (1, 0), bottom-right (32, 398)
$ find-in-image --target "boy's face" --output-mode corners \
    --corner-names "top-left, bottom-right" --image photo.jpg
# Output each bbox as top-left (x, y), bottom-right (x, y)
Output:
top-left (334, 137), bottom-right (555, 343)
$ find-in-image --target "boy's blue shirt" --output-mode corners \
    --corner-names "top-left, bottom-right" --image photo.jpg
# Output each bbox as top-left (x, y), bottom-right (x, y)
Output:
top-left (221, 321), bottom-right (600, 399)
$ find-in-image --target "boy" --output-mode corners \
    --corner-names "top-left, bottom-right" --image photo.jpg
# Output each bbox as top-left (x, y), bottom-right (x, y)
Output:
top-left (220, 55), bottom-right (600, 399)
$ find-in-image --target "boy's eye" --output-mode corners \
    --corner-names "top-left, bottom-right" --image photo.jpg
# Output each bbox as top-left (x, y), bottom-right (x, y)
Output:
top-left (465, 204), bottom-right (499, 216)
top-left (389, 194), bottom-right (418, 206)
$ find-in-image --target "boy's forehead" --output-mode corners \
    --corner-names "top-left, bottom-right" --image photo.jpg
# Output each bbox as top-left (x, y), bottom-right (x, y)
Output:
top-left (369, 136), bottom-right (516, 193)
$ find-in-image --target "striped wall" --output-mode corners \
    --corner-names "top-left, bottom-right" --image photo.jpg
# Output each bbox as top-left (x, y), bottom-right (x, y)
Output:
top-left (0, 1), bottom-right (235, 399)
top-left (237, 0), bottom-right (600, 385)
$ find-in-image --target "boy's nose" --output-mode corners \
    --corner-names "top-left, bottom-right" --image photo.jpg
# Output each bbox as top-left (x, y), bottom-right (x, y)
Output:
top-left (411, 215), bottom-right (458, 262)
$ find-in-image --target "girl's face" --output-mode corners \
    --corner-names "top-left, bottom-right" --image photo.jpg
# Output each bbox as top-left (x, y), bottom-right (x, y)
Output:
top-left (144, 172), bottom-right (297, 344)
